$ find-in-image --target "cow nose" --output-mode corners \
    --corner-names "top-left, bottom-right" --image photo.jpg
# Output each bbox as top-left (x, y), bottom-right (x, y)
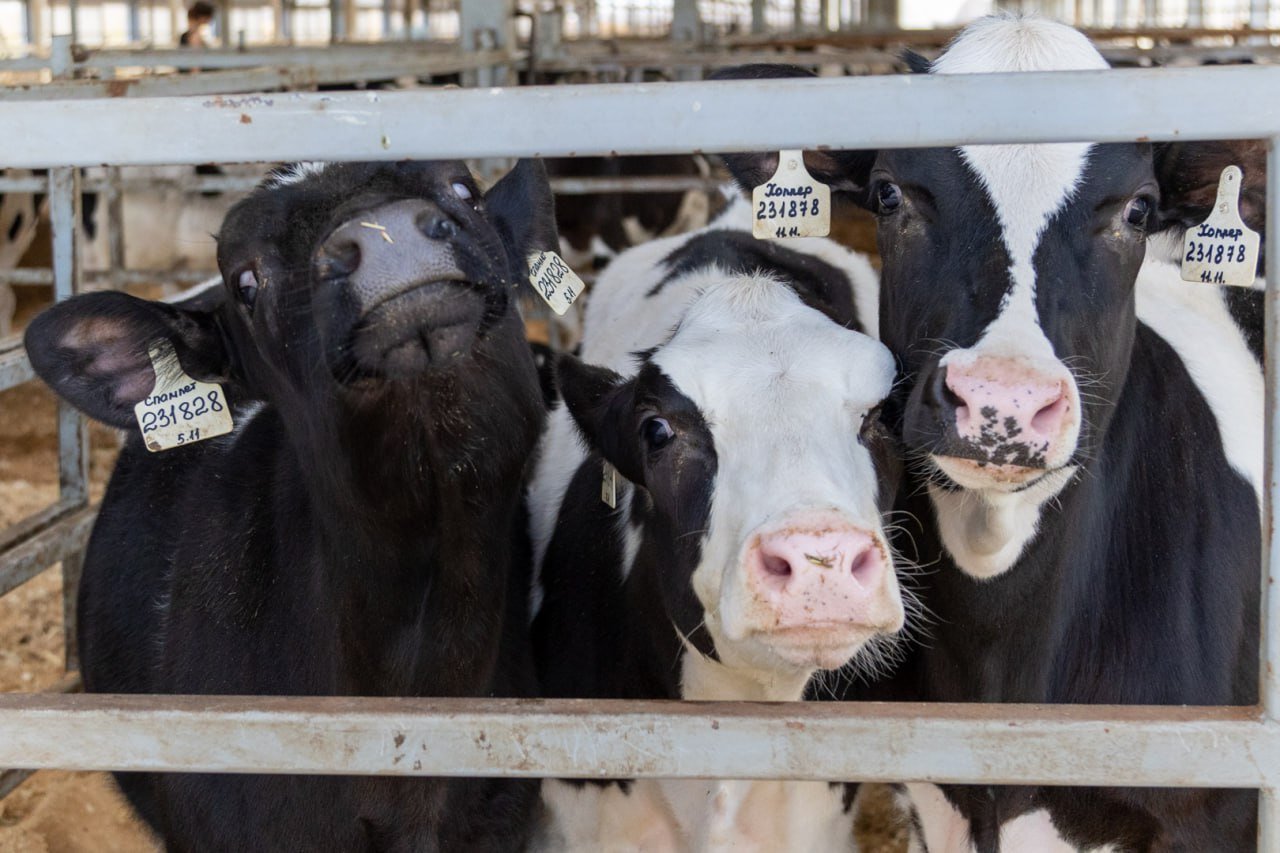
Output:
top-left (315, 199), bottom-right (465, 308)
top-left (938, 356), bottom-right (1076, 468)
top-left (747, 525), bottom-right (891, 628)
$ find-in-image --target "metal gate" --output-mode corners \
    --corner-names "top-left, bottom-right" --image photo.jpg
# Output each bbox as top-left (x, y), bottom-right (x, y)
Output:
top-left (0, 65), bottom-right (1277, 847)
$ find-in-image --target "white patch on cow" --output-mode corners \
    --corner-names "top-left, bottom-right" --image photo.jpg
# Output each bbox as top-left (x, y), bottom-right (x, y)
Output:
top-left (534, 779), bottom-right (682, 853)
top-left (529, 405), bottom-right (590, 611)
top-left (928, 465), bottom-right (1077, 579)
top-left (904, 784), bottom-right (1122, 853)
top-left (922, 16), bottom-right (1106, 579)
top-left (266, 161), bottom-right (327, 189)
top-left (1134, 258), bottom-right (1263, 504)
top-left (905, 783), bottom-right (977, 853)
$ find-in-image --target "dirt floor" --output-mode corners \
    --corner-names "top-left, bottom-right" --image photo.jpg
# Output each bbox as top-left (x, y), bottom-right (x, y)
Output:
top-left (0, 214), bottom-right (907, 851)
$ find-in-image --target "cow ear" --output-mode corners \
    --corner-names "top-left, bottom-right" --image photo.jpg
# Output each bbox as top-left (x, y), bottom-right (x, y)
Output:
top-left (710, 64), bottom-right (876, 207)
top-left (556, 354), bottom-right (646, 486)
top-left (1154, 140), bottom-right (1266, 236)
top-left (485, 158), bottom-right (561, 270)
top-left (24, 291), bottom-right (230, 430)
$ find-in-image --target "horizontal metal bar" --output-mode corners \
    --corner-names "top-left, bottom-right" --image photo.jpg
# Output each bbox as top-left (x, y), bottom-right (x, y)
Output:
top-left (0, 175), bottom-right (718, 196)
top-left (0, 674), bottom-right (84, 802)
top-left (0, 695), bottom-right (1274, 787)
top-left (0, 507), bottom-right (98, 598)
top-left (549, 176), bottom-right (722, 194)
top-left (0, 51), bottom-right (516, 102)
top-left (0, 335), bottom-right (33, 392)
top-left (2, 66), bottom-right (1279, 168)
top-left (0, 268), bottom-right (218, 286)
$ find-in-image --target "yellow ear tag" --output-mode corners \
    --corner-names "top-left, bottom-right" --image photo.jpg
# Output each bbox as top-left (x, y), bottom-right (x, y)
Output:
top-left (752, 149), bottom-right (831, 240)
top-left (1180, 165), bottom-right (1261, 288)
top-left (528, 250), bottom-right (586, 316)
top-left (133, 339), bottom-right (234, 452)
top-left (601, 461), bottom-right (618, 509)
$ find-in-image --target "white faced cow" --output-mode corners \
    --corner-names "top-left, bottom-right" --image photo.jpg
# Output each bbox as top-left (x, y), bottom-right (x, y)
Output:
top-left (529, 195), bottom-right (908, 851)
top-left (722, 15), bottom-right (1263, 852)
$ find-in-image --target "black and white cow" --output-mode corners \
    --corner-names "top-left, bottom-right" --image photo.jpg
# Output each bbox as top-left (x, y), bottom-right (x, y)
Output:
top-left (528, 195), bottom-right (908, 850)
top-left (719, 16), bottom-right (1263, 851)
top-left (24, 159), bottom-right (554, 850)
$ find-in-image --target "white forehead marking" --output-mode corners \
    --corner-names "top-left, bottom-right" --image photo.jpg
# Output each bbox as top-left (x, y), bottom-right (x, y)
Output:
top-left (652, 275), bottom-right (894, 419)
top-left (266, 161), bottom-right (327, 189)
top-left (932, 16), bottom-right (1108, 346)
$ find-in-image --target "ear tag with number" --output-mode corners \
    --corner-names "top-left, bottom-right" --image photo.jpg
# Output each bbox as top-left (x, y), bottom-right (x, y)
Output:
top-left (601, 461), bottom-right (619, 509)
top-left (133, 339), bottom-right (233, 453)
top-left (752, 149), bottom-right (831, 240)
top-left (528, 250), bottom-right (586, 316)
top-left (1180, 165), bottom-right (1260, 288)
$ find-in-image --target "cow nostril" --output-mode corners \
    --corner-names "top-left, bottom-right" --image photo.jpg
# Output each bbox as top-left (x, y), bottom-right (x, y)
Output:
top-left (318, 238), bottom-right (361, 279)
top-left (762, 553), bottom-right (792, 578)
top-left (849, 547), bottom-right (877, 582)
top-left (419, 212), bottom-right (458, 241)
top-left (1031, 392), bottom-right (1069, 435)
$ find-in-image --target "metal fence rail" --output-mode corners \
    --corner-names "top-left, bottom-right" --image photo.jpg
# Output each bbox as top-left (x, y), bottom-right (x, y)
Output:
top-left (0, 67), bottom-right (1277, 846)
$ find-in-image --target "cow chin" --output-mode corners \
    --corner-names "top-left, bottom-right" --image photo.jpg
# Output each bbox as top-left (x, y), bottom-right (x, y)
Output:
top-left (755, 624), bottom-right (886, 671)
top-left (933, 454), bottom-right (1055, 492)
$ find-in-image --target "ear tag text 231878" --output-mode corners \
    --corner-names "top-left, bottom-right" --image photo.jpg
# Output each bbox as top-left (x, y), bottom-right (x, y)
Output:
top-left (752, 149), bottom-right (831, 240)
top-left (1180, 165), bottom-right (1260, 288)
top-left (133, 339), bottom-right (233, 452)
top-left (528, 250), bottom-right (586, 316)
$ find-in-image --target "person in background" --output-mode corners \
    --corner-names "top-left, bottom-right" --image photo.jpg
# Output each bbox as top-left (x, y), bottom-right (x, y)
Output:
top-left (179, 2), bottom-right (215, 48)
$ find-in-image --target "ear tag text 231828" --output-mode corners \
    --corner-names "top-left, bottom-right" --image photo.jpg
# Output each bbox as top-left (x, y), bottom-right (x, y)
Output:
top-left (752, 150), bottom-right (831, 240)
top-left (1180, 165), bottom-right (1260, 288)
top-left (528, 250), bottom-right (586, 316)
top-left (601, 461), bottom-right (619, 510)
top-left (133, 339), bottom-right (233, 452)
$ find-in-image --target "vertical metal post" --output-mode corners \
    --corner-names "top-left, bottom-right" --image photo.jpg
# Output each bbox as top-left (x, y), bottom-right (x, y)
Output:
top-left (67, 0), bottom-right (79, 45)
top-left (381, 0), bottom-right (392, 38)
top-left (672, 0), bottom-right (699, 42)
top-left (127, 0), bottom-right (141, 41)
top-left (105, 168), bottom-right (125, 291)
top-left (400, 0), bottom-right (412, 38)
top-left (218, 0), bottom-right (232, 48)
top-left (750, 0), bottom-right (764, 34)
top-left (49, 168), bottom-right (89, 673)
top-left (329, 0), bottom-right (344, 43)
top-left (1259, 134), bottom-right (1280, 852)
top-left (792, 0), bottom-right (803, 32)
top-left (50, 33), bottom-right (72, 78)
top-left (1186, 0), bottom-right (1202, 27)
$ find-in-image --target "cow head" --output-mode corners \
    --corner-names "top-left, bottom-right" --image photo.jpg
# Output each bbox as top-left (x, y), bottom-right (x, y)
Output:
top-left (716, 17), bottom-right (1265, 576)
top-left (558, 278), bottom-right (904, 682)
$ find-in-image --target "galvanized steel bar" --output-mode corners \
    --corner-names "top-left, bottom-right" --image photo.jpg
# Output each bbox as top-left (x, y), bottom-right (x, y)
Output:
top-left (0, 336), bottom-right (34, 392)
top-left (0, 696), bottom-right (1273, 786)
top-left (0, 508), bottom-right (98, 598)
top-left (1263, 785), bottom-right (1279, 853)
top-left (49, 168), bottom-right (89, 511)
top-left (1, 67), bottom-right (1279, 168)
top-left (1266, 134), bottom-right (1280, 725)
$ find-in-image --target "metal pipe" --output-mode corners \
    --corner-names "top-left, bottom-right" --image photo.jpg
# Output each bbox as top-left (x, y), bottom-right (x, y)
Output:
top-left (48, 168), bottom-right (89, 512)
top-left (0, 695), bottom-right (1273, 785)
top-left (1265, 133), bottom-right (1280, 723)
top-left (3, 68), bottom-right (1280, 169)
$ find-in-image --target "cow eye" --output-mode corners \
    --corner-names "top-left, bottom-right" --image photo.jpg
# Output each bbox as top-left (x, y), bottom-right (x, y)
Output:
top-left (642, 416), bottom-right (675, 450)
top-left (236, 268), bottom-right (260, 310)
top-left (876, 182), bottom-right (903, 214)
top-left (451, 182), bottom-right (473, 201)
top-left (1124, 196), bottom-right (1152, 228)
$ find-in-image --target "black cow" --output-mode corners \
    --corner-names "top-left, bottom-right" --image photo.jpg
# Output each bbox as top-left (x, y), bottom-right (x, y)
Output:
top-left (721, 16), bottom-right (1263, 852)
top-left (24, 159), bottom-right (554, 851)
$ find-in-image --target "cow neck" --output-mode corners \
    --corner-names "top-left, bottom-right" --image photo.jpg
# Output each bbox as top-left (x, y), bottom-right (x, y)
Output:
top-left (279, 326), bottom-right (541, 695)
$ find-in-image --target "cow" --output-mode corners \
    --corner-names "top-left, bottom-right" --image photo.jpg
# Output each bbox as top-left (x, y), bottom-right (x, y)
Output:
top-left (528, 193), bottom-right (909, 851)
top-left (0, 173), bottom-right (41, 336)
top-left (718, 16), bottom-right (1264, 851)
top-left (23, 158), bottom-right (555, 851)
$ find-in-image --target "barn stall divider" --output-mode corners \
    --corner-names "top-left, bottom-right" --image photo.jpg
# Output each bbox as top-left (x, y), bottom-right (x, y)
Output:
top-left (0, 67), bottom-right (1278, 846)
